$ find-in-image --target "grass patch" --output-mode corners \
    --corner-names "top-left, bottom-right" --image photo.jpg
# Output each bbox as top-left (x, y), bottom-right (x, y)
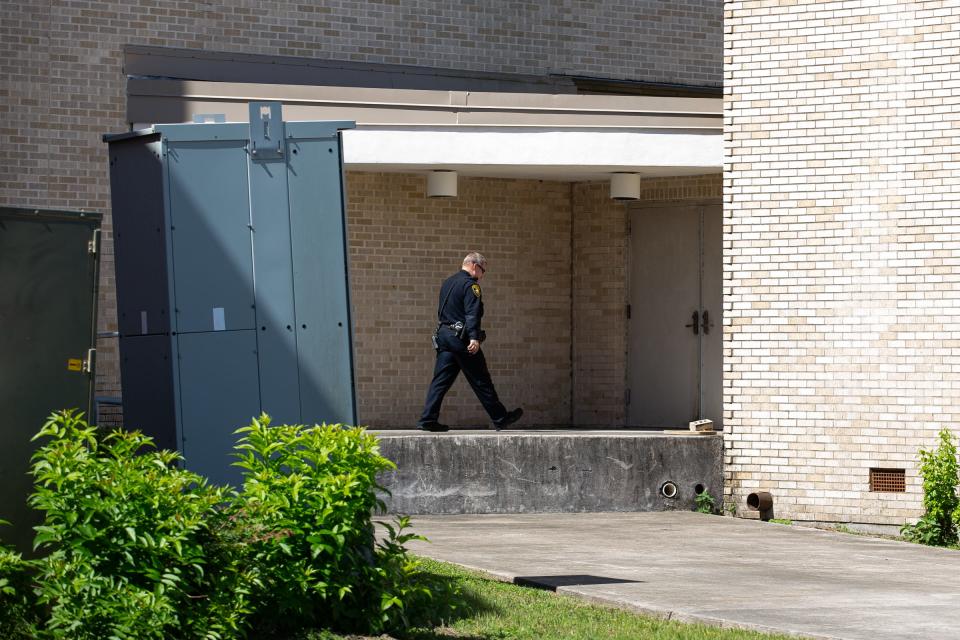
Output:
top-left (298, 557), bottom-right (796, 640)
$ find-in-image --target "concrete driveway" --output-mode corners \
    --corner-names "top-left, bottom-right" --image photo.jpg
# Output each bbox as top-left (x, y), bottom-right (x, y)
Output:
top-left (403, 511), bottom-right (960, 640)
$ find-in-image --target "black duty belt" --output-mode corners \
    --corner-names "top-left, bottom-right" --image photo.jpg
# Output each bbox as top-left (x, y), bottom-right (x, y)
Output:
top-left (442, 321), bottom-right (466, 338)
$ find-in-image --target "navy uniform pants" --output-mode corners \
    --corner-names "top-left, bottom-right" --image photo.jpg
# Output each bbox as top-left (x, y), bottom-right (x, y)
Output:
top-left (419, 328), bottom-right (507, 424)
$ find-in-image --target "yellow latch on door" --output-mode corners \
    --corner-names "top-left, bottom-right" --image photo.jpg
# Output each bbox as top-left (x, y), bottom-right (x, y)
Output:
top-left (67, 358), bottom-right (83, 372)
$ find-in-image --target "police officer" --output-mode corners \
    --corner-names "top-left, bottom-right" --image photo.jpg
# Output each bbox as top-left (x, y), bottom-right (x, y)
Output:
top-left (417, 252), bottom-right (523, 432)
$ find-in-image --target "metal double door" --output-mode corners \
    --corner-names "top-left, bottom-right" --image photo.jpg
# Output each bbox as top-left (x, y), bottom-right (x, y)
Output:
top-left (627, 204), bottom-right (722, 429)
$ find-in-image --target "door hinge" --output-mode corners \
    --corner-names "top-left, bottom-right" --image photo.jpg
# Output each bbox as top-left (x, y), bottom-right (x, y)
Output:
top-left (88, 229), bottom-right (100, 255)
top-left (625, 388), bottom-right (631, 405)
top-left (82, 348), bottom-right (96, 374)
top-left (626, 304), bottom-right (631, 319)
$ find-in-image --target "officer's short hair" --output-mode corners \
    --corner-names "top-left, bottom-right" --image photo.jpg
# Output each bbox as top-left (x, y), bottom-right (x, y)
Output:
top-left (463, 252), bottom-right (487, 269)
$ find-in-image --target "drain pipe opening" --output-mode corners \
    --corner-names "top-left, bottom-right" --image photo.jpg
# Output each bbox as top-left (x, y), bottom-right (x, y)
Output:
top-left (660, 481), bottom-right (678, 499)
top-left (747, 491), bottom-right (774, 521)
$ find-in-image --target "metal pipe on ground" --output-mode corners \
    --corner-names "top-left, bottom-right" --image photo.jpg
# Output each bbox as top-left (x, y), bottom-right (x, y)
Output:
top-left (747, 491), bottom-right (774, 521)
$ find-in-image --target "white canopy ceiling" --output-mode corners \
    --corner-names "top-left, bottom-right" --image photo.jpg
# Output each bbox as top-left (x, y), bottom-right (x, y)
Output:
top-left (128, 79), bottom-right (723, 181)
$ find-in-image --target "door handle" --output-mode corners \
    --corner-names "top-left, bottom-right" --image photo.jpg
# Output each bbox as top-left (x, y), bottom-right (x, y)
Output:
top-left (685, 310), bottom-right (699, 335)
top-left (701, 310), bottom-right (713, 335)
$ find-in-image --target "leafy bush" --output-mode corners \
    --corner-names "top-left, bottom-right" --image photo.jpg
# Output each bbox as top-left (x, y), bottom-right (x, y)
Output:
top-left (28, 410), bottom-right (249, 639)
top-left (694, 491), bottom-right (717, 515)
top-left (0, 526), bottom-right (39, 640)
top-left (7, 410), bottom-right (443, 639)
top-left (901, 428), bottom-right (960, 547)
top-left (229, 415), bottom-right (436, 635)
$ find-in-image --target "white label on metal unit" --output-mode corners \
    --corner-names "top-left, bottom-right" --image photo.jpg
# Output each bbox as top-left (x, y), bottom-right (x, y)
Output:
top-left (140, 311), bottom-right (148, 335)
top-left (212, 307), bottom-right (225, 331)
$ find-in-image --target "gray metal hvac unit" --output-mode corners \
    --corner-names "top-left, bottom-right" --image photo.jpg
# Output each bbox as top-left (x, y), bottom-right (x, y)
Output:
top-left (104, 103), bottom-right (357, 486)
top-left (0, 206), bottom-right (101, 553)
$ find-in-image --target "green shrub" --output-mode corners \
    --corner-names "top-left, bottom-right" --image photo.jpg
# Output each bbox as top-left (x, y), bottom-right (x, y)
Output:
top-left (694, 491), bottom-right (717, 515)
top-left (901, 428), bottom-right (960, 547)
top-left (0, 525), bottom-right (40, 640)
top-left (28, 410), bottom-right (249, 639)
top-left (229, 415), bottom-right (435, 635)
top-left (19, 411), bottom-right (443, 638)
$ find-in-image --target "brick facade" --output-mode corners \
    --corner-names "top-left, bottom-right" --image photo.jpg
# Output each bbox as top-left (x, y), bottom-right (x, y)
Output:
top-left (572, 183), bottom-right (628, 426)
top-left (724, 0), bottom-right (960, 524)
top-left (1, 0), bottom-right (722, 429)
top-left (7, 0), bottom-right (954, 526)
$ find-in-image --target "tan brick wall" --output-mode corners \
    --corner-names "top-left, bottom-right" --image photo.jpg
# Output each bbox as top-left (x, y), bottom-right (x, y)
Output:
top-left (725, 0), bottom-right (960, 524)
top-left (1, 0), bottom-right (721, 425)
top-left (346, 173), bottom-right (571, 427)
top-left (572, 183), bottom-right (628, 425)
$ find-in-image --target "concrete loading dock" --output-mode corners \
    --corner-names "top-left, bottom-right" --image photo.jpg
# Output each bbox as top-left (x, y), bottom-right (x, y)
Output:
top-left (377, 430), bottom-right (723, 514)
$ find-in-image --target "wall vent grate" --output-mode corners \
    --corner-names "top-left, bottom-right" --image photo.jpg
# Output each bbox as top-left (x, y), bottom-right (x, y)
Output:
top-left (869, 468), bottom-right (905, 493)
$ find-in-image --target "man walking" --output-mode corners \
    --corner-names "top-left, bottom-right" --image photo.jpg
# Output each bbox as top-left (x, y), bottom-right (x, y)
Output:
top-left (417, 252), bottom-right (523, 432)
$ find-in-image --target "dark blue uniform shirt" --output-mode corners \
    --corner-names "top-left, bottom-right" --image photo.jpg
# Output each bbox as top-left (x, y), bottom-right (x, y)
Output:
top-left (438, 270), bottom-right (483, 341)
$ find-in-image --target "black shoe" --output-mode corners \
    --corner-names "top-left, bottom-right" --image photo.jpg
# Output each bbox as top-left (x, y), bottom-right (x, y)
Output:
top-left (493, 408), bottom-right (523, 431)
top-left (417, 421), bottom-right (449, 432)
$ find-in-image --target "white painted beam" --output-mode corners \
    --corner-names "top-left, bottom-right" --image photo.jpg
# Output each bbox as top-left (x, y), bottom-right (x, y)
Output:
top-left (341, 127), bottom-right (721, 180)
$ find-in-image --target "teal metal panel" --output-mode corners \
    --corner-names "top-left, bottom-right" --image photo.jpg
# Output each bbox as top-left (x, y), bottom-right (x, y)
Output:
top-left (166, 140), bottom-right (255, 333)
top-left (154, 121), bottom-right (353, 143)
top-left (248, 151), bottom-right (300, 424)
top-left (105, 106), bottom-right (356, 491)
top-left (0, 207), bottom-right (100, 553)
top-left (108, 136), bottom-right (172, 336)
top-left (154, 123), bottom-right (248, 143)
top-left (287, 134), bottom-right (357, 425)
top-left (119, 335), bottom-right (177, 451)
top-left (177, 330), bottom-right (260, 487)
top-left (106, 133), bottom-right (182, 454)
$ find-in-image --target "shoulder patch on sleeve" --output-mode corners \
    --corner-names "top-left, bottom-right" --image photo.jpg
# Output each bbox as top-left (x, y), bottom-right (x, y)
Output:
top-left (471, 284), bottom-right (482, 298)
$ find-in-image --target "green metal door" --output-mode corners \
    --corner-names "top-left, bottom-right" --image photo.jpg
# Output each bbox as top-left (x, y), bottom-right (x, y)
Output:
top-left (0, 207), bottom-right (100, 553)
